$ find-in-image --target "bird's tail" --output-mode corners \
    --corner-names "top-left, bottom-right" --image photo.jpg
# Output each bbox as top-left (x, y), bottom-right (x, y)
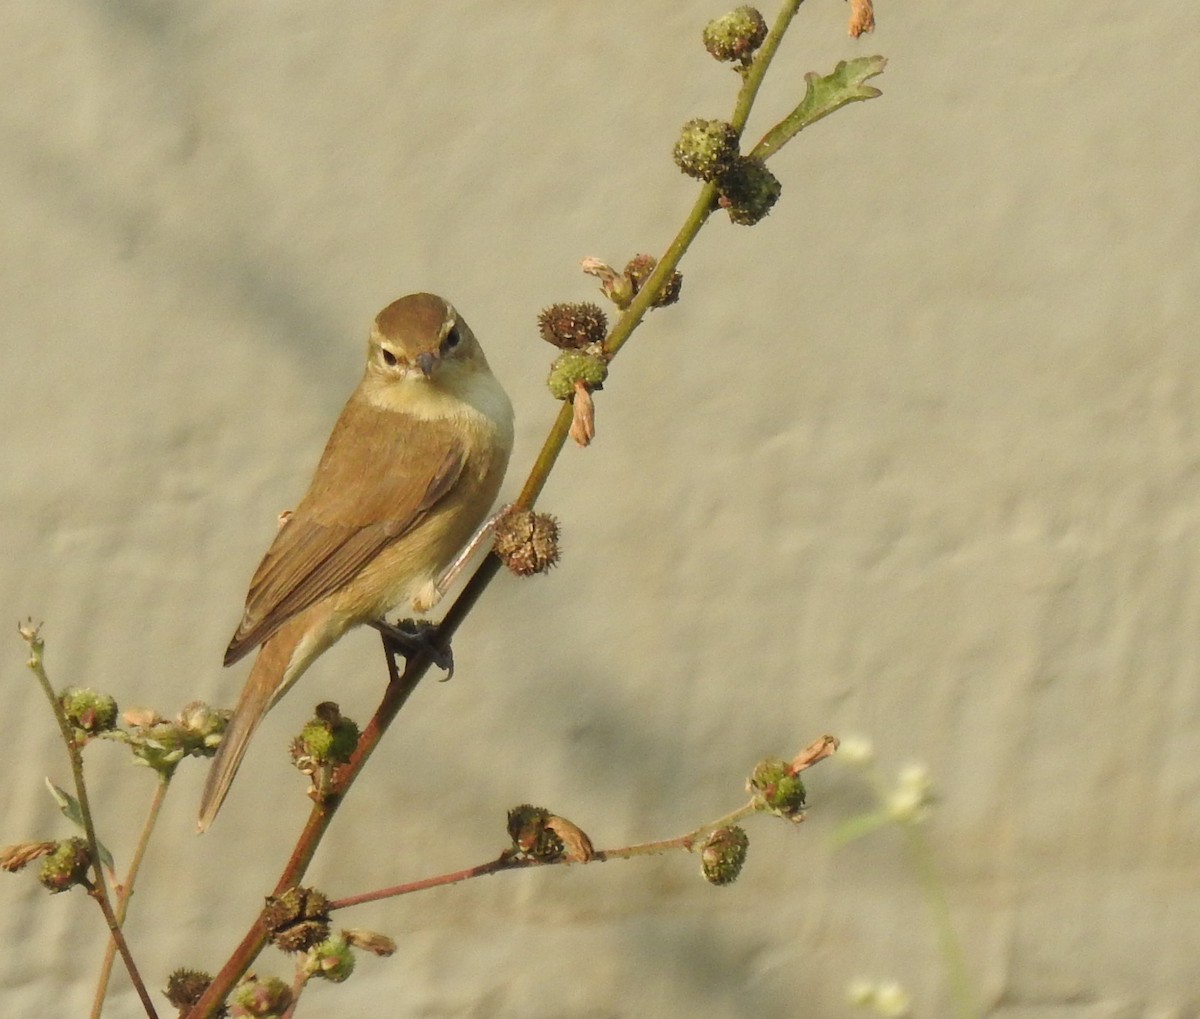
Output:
top-left (197, 627), bottom-right (303, 832)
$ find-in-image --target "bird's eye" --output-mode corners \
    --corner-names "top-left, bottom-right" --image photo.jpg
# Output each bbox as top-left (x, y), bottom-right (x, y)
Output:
top-left (443, 326), bottom-right (461, 352)
top-left (381, 348), bottom-right (398, 367)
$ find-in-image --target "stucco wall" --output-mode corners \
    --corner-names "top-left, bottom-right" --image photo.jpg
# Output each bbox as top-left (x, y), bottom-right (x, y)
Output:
top-left (2, 3), bottom-right (1197, 1016)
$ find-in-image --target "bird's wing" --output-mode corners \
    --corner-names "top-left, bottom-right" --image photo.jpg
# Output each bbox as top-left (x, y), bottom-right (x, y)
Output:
top-left (223, 398), bottom-right (465, 665)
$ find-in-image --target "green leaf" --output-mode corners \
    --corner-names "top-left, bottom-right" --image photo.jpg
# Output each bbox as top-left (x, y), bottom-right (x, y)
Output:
top-left (752, 55), bottom-right (887, 162)
top-left (44, 778), bottom-right (115, 871)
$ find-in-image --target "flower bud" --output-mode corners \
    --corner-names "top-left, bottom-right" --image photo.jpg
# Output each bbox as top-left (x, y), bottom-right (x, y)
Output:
top-left (581, 257), bottom-right (636, 308)
top-left (673, 119), bottom-right (739, 181)
top-left (700, 826), bottom-right (749, 886)
top-left (37, 837), bottom-right (91, 893)
top-left (342, 928), bottom-right (397, 957)
top-left (702, 7), bottom-right (769, 65)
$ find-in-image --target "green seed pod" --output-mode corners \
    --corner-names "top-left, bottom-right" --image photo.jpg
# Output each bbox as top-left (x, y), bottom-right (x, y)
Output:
top-left (547, 350), bottom-right (608, 401)
top-left (673, 119), bottom-right (739, 181)
top-left (232, 975), bottom-right (293, 1017)
top-left (703, 7), bottom-right (769, 64)
top-left (749, 756), bottom-right (806, 818)
top-left (294, 704), bottom-right (359, 767)
top-left (700, 826), bottom-right (749, 886)
top-left (307, 934), bottom-right (357, 983)
top-left (717, 156), bottom-right (782, 225)
top-left (59, 687), bottom-right (118, 733)
top-left (37, 838), bottom-right (90, 894)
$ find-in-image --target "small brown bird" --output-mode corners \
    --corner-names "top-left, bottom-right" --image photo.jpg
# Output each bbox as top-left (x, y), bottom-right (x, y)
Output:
top-left (198, 293), bottom-right (514, 830)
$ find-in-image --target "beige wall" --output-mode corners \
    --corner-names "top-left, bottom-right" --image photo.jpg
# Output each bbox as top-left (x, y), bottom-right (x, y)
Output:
top-left (2, 2), bottom-right (1197, 1016)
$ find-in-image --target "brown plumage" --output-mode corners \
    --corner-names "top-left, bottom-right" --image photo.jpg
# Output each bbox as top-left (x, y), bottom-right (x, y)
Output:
top-left (198, 293), bottom-right (514, 831)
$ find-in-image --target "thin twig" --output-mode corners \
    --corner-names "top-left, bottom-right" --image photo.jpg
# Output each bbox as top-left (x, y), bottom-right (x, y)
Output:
top-left (82, 880), bottom-right (159, 1019)
top-left (90, 773), bottom-right (172, 1019)
top-left (21, 626), bottom-right (159, 1019)
top-left (325, 800), bottom-right (765, 911)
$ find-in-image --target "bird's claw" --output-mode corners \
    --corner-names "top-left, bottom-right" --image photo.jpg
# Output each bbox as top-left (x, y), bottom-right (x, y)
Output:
top-left (371, 618), bottom-right (455, 681)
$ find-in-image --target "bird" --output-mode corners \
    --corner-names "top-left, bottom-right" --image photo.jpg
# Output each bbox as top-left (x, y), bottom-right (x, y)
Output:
top-left (198, 293), bottom-right (514, 831)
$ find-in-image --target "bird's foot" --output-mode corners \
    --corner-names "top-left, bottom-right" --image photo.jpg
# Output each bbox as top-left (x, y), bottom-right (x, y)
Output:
top-left (370, 617), bottom-right (454, 681)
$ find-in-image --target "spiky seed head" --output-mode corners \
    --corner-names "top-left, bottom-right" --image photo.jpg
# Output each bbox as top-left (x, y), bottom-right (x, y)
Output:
top-left (538, 302), bottom-right (609, 349)
top-left (493, 509), bottom-right (561, 577)
top-left (703, 7), bottom-right (769, 64)
top-left (673, 119), bottom-right (740, 181)
top-left (717, 156), bottom-right (782, 225)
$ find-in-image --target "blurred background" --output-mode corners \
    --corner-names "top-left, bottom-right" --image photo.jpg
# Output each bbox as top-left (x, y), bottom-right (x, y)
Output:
top-left (2, 2), bottom-right (1198, 1016)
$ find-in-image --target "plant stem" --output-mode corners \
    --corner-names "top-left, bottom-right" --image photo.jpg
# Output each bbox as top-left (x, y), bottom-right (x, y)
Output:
top-left (188, 3), bottom-right (827, 1012)
top-left (901, 825), bottom-right (980, 1019)
top-left (730, 0), bottom-right (804, 137)
top-left (90, 773), bottom-right (172, 1019)
top-left (325, 799), bottom-right (765, 910)
top-left (279, 966), bottom-right (311, 1019)
top-left (82, 881), bottom-right (159, 1019)
top-left (22, 630), bottom-right (158, 1019)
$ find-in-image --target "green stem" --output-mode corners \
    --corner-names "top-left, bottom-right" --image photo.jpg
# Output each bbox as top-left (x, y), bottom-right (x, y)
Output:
top-left (901, 825), bottom-right (980, 1019)
top-left (730, 0), bottom-right (805, 137)
top-left (22, 631), bottom-right (158, 1019)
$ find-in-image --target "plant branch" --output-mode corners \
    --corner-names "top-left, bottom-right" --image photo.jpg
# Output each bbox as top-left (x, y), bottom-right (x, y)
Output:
top-left (187, 3), bottom-right (878, 1012)
top-left (90, 773), bottom-right (173, 1019)
top-left (20, 624), bottom-right (158, 1019)
top-left (81, 880), bottom-right (159, 1019)
top-left (327, 731), bottom-right (841, 912)
top-left (731, 0), bottom-right (806, 137)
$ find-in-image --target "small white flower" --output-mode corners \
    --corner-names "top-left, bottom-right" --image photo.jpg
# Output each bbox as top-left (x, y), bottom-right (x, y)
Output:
top-left (886, 763), bottom-right (933, 823)
top-left (874, 981), bottom-right (911, 1016)
top-left (846, 978), bottom-right (911, 1016)
top-left (838, 735), bottom-right (875, 766)
top-left (846, 977), bottom-right (876, 1005)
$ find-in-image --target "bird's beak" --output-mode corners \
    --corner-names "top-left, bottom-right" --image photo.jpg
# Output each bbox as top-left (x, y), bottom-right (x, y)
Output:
top-left (415, 351), bottom-right (440, 378)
